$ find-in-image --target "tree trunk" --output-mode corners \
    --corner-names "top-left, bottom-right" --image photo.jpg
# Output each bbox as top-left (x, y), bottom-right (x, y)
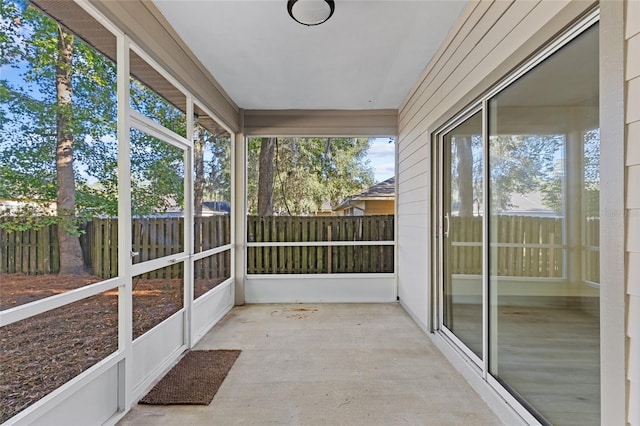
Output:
top-left (257, 137), bottom-right (275, 216)
top-left (194, 126), bottom-right (205, 217)
top-left (455, 136), bottom-right (474, 217)
top-left (55, 25), bottom-right (85, 274)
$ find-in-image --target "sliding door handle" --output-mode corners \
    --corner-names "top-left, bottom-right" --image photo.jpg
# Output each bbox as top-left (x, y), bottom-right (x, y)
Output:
top-left (444, 213), bottom-right (450, 238)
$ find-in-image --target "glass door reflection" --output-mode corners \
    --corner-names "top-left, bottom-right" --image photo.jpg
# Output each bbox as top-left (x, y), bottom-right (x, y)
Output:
top-left (442, 111), bottom-right (483, 360)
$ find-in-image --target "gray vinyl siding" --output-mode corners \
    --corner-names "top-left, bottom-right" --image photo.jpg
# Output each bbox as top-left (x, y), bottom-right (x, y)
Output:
top-left (626, 0), bottom-right (640, 423)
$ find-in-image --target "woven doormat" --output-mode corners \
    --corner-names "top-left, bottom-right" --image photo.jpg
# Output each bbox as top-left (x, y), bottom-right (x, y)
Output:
top-left (139, 349), bottom-right (241, 405)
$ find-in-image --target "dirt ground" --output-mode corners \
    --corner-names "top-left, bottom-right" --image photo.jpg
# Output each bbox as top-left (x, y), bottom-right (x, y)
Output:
top-left (0, 273), bottom-right (223, 423)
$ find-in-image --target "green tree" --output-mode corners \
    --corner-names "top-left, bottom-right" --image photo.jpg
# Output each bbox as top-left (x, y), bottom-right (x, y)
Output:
top-left (129, 79), bottom-right (187, 217)
top-left (0, 1), bottom-right (191, 271)
top-left (257, 137), bottom-right (275, 215)
top-left (194, 124), bottom-right (231, 216)
top-left (540, 129), bottom-right (600, 217)
top-left (247, 137), bottom-right (374, 215)
top-left (1, 1), bottom-right (118, 273)
top-left (453, 136), bottom-right (474, 216)
top-left (489, 134), bottom-right (561, 212)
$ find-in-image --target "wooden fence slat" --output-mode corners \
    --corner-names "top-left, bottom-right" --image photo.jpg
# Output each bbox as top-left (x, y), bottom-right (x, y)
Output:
top-left (256, 217), bottom-right (263, 273)
top-left (28, 228), bottom-right (35, 274)
top-left (7, 229), bottom-right (15, 273)
top-left (20, 228), bottom-right (27, 274)
top-left (247, 216), bottom-right (255, 275)
top-left (111, 220), bottom-right (118, 278)
top-left (39, 224), bottom-right (50, 274)
top-left (9, 229), bottom-right (14, 273)
top-left (94, 219), bottom-right (103, 277)
top-left (50, 224), bottom-right (59, 274)
top-left (272, 217), bottom-right (278, 273)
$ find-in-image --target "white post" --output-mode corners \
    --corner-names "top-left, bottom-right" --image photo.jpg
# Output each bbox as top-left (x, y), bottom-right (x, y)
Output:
top-left (233, 110), bottom-right (246, 305)
top-left (116, 34), bottom-right (133, 412)
top-left (184, 97), bottom-right (195, 348)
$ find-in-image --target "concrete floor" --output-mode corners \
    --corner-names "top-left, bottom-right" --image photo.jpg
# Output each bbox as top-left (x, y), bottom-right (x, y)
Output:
top-left (118, 303), bottom-right (502, 425)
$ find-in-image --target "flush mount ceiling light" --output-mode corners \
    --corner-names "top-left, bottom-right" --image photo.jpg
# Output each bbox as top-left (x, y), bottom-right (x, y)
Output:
top-left (287, 0), bottom-right (335, 26)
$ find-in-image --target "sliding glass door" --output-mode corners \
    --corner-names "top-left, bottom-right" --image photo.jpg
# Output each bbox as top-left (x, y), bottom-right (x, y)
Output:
top-left (441, 111), bottom-right (484, 360)
top-left (436, 19), bottom-right (600, 425)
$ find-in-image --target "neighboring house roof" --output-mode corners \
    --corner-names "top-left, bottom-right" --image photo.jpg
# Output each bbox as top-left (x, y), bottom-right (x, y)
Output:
top-left (335, 177), bottom-right (395, 211)
top-left (500, 192), bottom-right (557, 217)
top-left (318, 201), bottom-right (333, 212)
top-left (203, 201), bottom-right (231, 214)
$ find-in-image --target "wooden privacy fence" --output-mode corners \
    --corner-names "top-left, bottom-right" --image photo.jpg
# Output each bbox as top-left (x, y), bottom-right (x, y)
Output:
top-left (583, 217), bottom-right (600, 283)
top-left (450, 215), bottom-right (564, 277)
top-left (1, 215), bottom-right (600, 280)
top-left (0, 216), bottom-right (231, 279)
top-left (449, 215), bottom-right (599, 281)
top-left (0, 220), bottom-right (60, 275)
top-left (246, 215), bottom-right (395, 274)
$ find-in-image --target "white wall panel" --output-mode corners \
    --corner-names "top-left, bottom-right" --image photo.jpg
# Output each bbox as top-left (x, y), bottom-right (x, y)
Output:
top-left (245, 276), bottom-right (396, 303)
top-left (397, 241), bottom-right (429, 327)
top-left (30, 366), bottom-right (119, 426)
top-left (132, 312), bottom-right (185, 399)
top-left (192, 281), bottom-right (234, 344)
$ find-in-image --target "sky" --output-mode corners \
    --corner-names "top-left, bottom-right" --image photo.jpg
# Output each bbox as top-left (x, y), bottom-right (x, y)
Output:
top-left (368, 138), bottom-right (395, 182)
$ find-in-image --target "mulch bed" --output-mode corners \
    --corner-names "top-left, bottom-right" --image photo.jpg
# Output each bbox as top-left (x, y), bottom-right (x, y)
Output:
top-left (0, 273), bottom-right (224, 423)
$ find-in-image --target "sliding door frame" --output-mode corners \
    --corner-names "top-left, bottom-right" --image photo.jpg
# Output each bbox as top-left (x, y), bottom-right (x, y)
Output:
top-left (431, 8), bottom-right (600, 425)
top-left (435, 104), bottom-right (484, 371)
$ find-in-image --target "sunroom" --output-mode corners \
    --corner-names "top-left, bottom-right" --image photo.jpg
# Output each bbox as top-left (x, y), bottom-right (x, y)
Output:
top-left (0, 1), bottom-right (637, 425)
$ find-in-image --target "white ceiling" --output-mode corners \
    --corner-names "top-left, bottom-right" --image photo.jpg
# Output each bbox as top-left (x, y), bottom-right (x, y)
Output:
top-left (152, 0), bottom-right (467, 110)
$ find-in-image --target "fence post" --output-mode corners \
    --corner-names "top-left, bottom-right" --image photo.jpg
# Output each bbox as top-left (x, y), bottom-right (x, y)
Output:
top-left (327, 224), bottom-right (332, 273)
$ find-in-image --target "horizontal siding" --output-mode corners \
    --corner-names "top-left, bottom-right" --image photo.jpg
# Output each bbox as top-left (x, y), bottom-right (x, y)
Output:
top-left (398, 215), bottom-right (430, 230)
top-left (627, 0), bottom-right (640, 39)
top-left (398, 189), bottom-right (428, 209)
top-left (629, 166), bottom-right (640, 208)
top-left (399, 142), bottom-right (429, 169)
top-left (397, 201), bottom-right (429, 217)
top-left (397, 175), bottom-right (427, 193)
top-left (629, 122), bottom-right (640, 166)
top-left (398, 166), bottom-right (427, 190)
top-left (398, 134), bottom-right (426, 162)
top-left (627, 2), bottom-right (640, 422)
top-left (437, 0), bottom-right (539, 112)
